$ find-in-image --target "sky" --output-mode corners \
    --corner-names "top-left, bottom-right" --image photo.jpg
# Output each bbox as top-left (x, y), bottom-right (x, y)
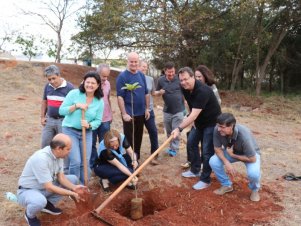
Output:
top-left (0, 0), bottom-right (125, 61)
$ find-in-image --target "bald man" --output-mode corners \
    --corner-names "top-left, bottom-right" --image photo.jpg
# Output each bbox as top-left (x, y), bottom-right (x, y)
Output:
top-left (17, 134), bottom-right (85, 226)
top-left (116, 52), bottom-right (150, 160)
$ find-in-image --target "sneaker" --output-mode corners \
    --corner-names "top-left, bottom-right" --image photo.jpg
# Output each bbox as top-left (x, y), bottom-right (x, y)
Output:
top-left (182, 170), bottom-right (201, 178)
top-left (126, 182), bottom-right (137, 190)
top-left (150, 159), bottom-right (160, 165)
top-left (41, 201), bottom-right (62, 215)
top-left (213, 186), bottom-right (233, 195)
top-left (25, 211), bottom-right (41, 226)
top-left (192, 181), bottom-right (211, 190)
top-left (99, 178), bottom-right (110, 192)
top-left (181, 161), bottom-right (191, 168)
top-left (250, 191), bottom-right (260, 202)
top-left (166, 149), bottom-right (177, 157)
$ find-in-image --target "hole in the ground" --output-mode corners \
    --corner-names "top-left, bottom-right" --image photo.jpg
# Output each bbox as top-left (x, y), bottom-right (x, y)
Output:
top-left (114, 189), bottom-right (172, 220)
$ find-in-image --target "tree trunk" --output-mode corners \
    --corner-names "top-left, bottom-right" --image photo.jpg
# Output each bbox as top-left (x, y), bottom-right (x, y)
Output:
top-left (56, 32), bottom-right (62, 63)
top-left (255, 28), bottom-right (288, 95)
top-left (230, 59), bottom-right (243, 91)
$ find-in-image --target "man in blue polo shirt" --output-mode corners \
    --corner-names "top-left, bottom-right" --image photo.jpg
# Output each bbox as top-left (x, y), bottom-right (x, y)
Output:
top-left (116, 52), bottom-right (150, 160)
top-left (209, 113), bottom-right (261, 202)
top-left (41, 65), bottom-right (74, 148)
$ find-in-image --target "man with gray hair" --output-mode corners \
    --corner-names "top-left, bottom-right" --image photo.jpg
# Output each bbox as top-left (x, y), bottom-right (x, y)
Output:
top-left (90, 64), bottom-right (113, 169)
top-left (41, 65), bottom-right (74, 148)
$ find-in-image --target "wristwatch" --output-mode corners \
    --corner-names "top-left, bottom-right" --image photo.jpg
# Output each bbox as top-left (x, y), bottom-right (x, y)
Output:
top-left (178, 126), bottom-right (183, 132)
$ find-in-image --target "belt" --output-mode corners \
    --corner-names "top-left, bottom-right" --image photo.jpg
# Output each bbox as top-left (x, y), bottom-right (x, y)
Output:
top-left (50, 116), bottom-right (64, 119)
top-left (18, 186), bottom-right (27, 189)
top-left (70, 127), bottom-right (91, 132)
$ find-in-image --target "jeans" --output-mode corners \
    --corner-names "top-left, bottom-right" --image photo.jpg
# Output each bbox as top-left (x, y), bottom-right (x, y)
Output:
top-left (62, 127), bottom-right (92, 184)
top-left (41, 117), bottom-right (63, 148)
top-left (123, 115), bottom-right (144, 160)
top-left (187, 126), bottom-right (215, 184)
top-left (209, 151), bottom-right (261, 191)
top-left (17, 175), bottom-right (78, 218)
top-left (144, 110), bottom-right (159, 154)
top-left (90, 121), bottom-right (111, 168)
top-left (163, 111), bottom-right (184, 151)
top-left (94, 154), bottom-right (133, 184)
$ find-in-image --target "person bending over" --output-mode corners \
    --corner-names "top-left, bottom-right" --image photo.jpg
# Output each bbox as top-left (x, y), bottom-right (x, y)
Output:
top-left (94, 129), bottom-right (138, 191)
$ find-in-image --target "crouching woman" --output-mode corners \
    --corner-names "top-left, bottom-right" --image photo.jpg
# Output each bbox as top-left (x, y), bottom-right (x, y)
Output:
top-left (94, 129), bottom-right (138, 191)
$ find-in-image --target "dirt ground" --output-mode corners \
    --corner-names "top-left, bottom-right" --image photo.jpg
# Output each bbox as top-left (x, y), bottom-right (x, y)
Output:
top-left (0, 59), bottom-right (301, 226)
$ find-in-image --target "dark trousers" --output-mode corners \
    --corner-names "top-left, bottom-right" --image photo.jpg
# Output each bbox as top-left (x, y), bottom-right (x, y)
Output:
top-left (144, 110), bottom-right (159, 154)
top-left (90, 121), bottom-right (111, 168)
top-left (94, 154), bottom-right (133, 184)
top-left (187, 125), bottom-right (215, 184)
top-left (123, 115), bottom-right (144, 160)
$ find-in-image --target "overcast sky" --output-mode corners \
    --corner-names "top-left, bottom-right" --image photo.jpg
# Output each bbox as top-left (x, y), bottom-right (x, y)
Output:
top-left (0, 0), bottom-right (126, 60)
top-left (0, 0), bottom-right (86, 59)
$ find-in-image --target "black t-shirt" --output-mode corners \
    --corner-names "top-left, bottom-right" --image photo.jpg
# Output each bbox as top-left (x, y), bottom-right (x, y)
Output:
top-left (94, 137), bottom-right (131, 165)
top-left (182, 80), bottom-right (221, 129)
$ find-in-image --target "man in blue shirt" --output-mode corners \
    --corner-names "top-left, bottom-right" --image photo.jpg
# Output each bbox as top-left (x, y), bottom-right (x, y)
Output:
top-left (116, 52), bottom-right (150, 160)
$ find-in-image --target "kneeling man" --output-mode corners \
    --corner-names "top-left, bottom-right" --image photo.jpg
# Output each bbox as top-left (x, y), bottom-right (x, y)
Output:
top-left (17, 134), bottom-right (85, 226)
top-left (209, 113), bottom-right (261, 202)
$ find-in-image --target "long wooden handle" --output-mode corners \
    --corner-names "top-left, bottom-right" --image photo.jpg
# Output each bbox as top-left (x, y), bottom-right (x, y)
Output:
top-left (82, 109), bottom-right (88, 186)
top-left (94, 135), bottom-right (173, 213)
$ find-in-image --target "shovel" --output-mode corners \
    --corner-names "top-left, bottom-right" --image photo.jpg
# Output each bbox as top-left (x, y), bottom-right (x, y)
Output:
top-left (82, 109), bottom-right (88, 186)
top-left (91, 135), bottom-right (173, 222)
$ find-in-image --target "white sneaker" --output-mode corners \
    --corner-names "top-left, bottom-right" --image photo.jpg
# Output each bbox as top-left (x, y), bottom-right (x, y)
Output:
top-left (182, 170), bottom-right (201, 178)
top-left (192, 181), bottom-right (211, 190)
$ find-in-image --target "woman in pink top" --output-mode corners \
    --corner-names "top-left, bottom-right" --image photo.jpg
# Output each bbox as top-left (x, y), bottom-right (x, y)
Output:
top-left (90, 64), bottom-right (113, 168)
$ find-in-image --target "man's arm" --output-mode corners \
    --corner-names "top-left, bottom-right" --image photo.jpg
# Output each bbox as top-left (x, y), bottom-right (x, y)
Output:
top-left (145, 93), bottom-right (150, 120)
top-left (44, 174), bottom-right (79, 197)
top-left (215, 146), bottom-right (236, 177)
top-left (226, 148), bottom-right (256, 163)
top-left (41, 100), bottom-right (47, 126)
top-left (117, 96), bottom-right (131, 121)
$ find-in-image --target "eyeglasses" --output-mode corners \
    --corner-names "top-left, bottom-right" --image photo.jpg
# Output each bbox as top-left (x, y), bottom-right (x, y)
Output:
top-left (179, 76), bottom-right (191, 83)
top-left (217, 124), bottom-right (229, 129)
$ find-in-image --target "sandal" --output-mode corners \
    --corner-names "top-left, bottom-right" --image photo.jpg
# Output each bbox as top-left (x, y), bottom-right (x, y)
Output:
top-left (99, 178), bottom-right (110, 192)
top-left (181, 161), bottom-right (191, 168)
top-left (126, 182), bottom-right (137, 190)
top-left (283, 173), bottom-right (301, 181)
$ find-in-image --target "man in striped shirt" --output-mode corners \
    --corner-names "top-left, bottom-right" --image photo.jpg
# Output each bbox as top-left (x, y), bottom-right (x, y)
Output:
top-left (41, 65), bottom-right (74, 148)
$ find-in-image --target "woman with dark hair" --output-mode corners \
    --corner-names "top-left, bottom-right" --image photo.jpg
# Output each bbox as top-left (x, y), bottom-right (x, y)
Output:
top-left (94, 129), bottom-right (138, 191)
top-left (195, 65), bottom-right (221, 105)
top-left (59, 71), bottom-right (104, 184)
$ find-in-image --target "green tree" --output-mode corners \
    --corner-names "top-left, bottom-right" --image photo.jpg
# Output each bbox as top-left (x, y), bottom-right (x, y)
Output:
top-left (15, 35), bottom-right (41, 61)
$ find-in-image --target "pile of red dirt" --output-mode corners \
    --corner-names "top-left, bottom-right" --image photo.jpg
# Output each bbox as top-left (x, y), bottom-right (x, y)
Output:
top-left (39, 175), bottom-right (283, 226)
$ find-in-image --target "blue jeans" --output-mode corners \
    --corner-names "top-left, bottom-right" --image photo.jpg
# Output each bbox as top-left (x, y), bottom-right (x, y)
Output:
top-left (17, 175), bottom-right (78, 218)
top-left (187, 125), bottom-right (215, 184)
top-left (144, 110), bottom-right (159, 154)
top-left (41, 117), bottom-right (63, 148)
top-left (90, 121), bottom-right (111, 168)
top-left (62, 127), bottom-right (92, 184)
top-left (94, 154), bottom-right (133, 184)
top-left (209, 151), bottom-right (261, 191)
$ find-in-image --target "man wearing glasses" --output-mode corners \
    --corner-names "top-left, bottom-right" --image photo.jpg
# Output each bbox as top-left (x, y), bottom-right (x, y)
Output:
top-left (209, 113), bottom-right (261, 202)
top-left (172, 67), bottom-right (221, 190)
